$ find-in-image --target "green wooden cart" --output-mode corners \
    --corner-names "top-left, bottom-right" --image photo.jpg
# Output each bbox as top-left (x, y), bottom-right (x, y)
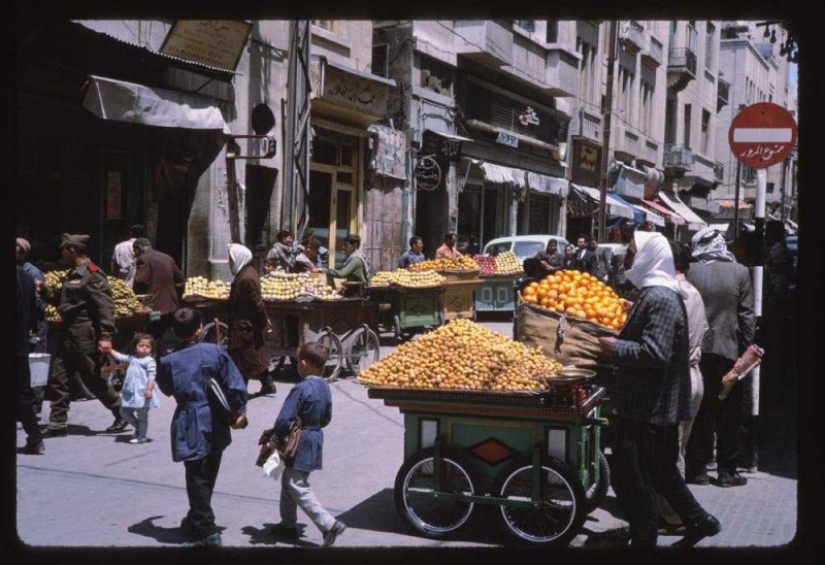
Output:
top-left (367, 285), bottom-right (444, 345)
top-left (366, 381), bottom-right (609, 546)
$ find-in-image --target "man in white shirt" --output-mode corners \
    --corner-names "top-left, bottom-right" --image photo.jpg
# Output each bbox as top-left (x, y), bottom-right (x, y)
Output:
top-left (111, 224), bottom-right (146, 287)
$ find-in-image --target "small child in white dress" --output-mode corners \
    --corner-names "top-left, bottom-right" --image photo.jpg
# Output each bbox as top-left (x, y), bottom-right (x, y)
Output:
top-left (111, 333), bottom-right (160, 444)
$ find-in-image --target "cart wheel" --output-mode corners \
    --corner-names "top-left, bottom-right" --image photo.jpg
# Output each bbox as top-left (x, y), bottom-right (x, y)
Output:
top-left (200, 320), bottom-right (229, 350)
top-left (491, 454), bottom-right (587, 547)
top-left (314, 328), bottom-right (343, 382)
top-left (394, 447), bottom-right (478, 539)
top-left (345, 325), bottom-right (381, 376)
top-left (585, 450), bottom-right (610, 514)
top-left (390, 315), bottom-right (402, 345)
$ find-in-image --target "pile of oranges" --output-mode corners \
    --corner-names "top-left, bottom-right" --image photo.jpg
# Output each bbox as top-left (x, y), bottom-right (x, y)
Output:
top-left (521, 269), bottom-right (628, 331)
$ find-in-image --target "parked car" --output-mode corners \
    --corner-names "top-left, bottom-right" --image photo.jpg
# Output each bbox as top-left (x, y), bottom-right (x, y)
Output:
top-left (482, 235), bottom-right (571, 265)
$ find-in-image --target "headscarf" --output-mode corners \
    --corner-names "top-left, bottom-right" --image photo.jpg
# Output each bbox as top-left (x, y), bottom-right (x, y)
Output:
top-left (624, 231), bottom-right (686, 297)
top-left (16, 238), bottom-right (31, 257)
top-left (690, 227), bottom-right (736, 264)
top-left (228, 243), bottom-right (253, 276)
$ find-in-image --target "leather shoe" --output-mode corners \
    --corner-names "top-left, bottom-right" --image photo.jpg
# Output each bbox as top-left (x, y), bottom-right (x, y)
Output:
top-left (717, 470), bottom-right (747, 487)
top-left (186, 532), bottom-right (222, 547)
top-left (686, 471), bottom-right (710, 485)
top-left (681, 514), bottom-right (721, 546)
top-left (323, 520), bottom-right (346, 547)
top-left (658, 519), bottom-right (686, 536)
top-left (21, 441), bottom-right (45, 454)
top-left (105, 419), bottom-right (129, 433)
top-left (41, 426), bottom-right (68, 438)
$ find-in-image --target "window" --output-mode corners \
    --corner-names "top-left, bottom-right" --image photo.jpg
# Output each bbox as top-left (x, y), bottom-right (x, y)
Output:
top-left (705, 22), bottom-right (715, 70)
top-left (313, 20), bottom-right (338, 34)
top-left (701, 109), bottom-right (710, 154)
top-left (767, 181), bottom-right (775, 194)
top-left (514, 20), bottom-right (536, 33)
top-left (742, 166), bottom-right (756, 183)
top-left (687, 21), bottom-right (698, 52)
top-left (619, 67), bottom-right (634, 121)
top-left (419, 55), bottom-right (454, 97)
top-left (372, 44), bottom-right (388, 78)
top-left (640, 82), bottom-right (653, 134)
top-left (578, 40), bottom-right (596, 105)
top-left (683, 104), bottom-right (692, 149)
top-left (546, 20), bottom-right (558, 43)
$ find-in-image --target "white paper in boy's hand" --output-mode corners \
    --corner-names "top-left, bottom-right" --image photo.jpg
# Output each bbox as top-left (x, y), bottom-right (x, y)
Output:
top-left (263, 450), bottom-right (284, 479)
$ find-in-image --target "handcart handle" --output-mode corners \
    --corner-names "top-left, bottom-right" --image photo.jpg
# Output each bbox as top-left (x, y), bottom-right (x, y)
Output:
top-left (583, 417), bottom-right (610, 427)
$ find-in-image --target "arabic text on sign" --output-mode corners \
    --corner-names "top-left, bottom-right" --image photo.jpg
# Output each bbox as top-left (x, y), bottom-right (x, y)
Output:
top-left (518, 106), bottom-right (540, 127)
top-left (496, 132), bottom-right (519, 148)
top-left (735, 144), bottom-right (786, 162)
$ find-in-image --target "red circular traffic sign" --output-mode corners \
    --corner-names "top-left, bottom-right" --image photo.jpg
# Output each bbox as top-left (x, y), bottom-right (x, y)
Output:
top-left (728, 102), bottom-right (797, 169)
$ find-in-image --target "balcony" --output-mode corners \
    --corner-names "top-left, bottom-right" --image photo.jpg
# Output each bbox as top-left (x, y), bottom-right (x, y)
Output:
top-left (664, 143), bottom-right (693, 173)
top-left (717, 76), bottom-right (730, 112)
top-left (713, 162), bottom-right (725, 182)
top-left (454, 20), bottom-right (513, 69)
top-left (619, 20), bottom-right (645, 54)
top-left (667, 48), bottom-right (697, 92)
top-left (641, 35), bottom-right (664, 68)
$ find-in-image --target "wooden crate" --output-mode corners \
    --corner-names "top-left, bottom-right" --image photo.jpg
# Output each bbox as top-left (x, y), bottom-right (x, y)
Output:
top-left (441, 279), bottom-right (482, 321)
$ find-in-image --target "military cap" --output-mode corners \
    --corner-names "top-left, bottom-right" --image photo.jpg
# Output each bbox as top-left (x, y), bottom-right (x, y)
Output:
top-left (60, 233), bottom-right (91, 248)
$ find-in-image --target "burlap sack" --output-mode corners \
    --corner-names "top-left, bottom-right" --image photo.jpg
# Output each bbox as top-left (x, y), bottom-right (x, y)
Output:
top-left (515, 301), bottom-right (617, 366)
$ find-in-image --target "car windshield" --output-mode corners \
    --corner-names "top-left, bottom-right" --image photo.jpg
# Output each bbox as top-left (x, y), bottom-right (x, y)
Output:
top-left (513, 241), bottom-right (545, 259)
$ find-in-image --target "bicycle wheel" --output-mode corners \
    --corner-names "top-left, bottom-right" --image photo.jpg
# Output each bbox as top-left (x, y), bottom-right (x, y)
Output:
top-left (314, 328), bottom-right (343, 382)
top-left (345, 325), bottom-right (381, 376)
top-left (491, 454), bottom-right (587, 546)
top-left (584, 450), bottom-right (610, 514)
top-left (200, 320), bottom-right (229, 349)
top-left (393, 447), bottom-right (478, 539)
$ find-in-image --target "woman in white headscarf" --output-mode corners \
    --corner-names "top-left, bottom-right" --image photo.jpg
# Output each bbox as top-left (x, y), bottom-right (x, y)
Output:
top-left (227, 244), bottom-right (275, 395)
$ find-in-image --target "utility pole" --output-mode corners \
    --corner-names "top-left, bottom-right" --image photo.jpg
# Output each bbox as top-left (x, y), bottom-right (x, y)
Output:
top-left (282, 20), bottom-right (312, 241)
top-left (733, 162), bottom-right (741, 241)
top-left (598, 20), bottom-right (618, 243)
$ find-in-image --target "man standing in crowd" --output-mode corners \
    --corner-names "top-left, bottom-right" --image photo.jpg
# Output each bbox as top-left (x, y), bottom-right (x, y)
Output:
top-left (111, 224), bottom-right (146, 287)
top-left (42, 233), bottom-right (127, 437)
top-left (322, 234), bottom-right (371, 296)
top-left (133, 237), bottom-right (185, 358)
top-left (265, 230), bottom-right (296, 273)
top-left (573, 235), bottom-right (597, 275)
top-left (17, 237), bottom-right (48, 417)
top-left (598, 230), bottom-right (720, 547)
top-left (762, 220), bottom-right (794, 401)
top-left (534, 239), bottom-right (564, 278)
top-left (435, 232), bottom-right (463, 260)
top-left (398, 235), bottom-right (426, 268)
top-left (685, 227), bottom-right (755, 487)
top-left (17, 263), bottom-right (45, 454)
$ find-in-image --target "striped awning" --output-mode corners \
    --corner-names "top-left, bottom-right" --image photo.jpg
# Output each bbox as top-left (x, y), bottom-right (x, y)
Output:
top-left (657, 191), bottom-right (707, 231)
top-left (630, 202), bottom-right (665, 226)
top-left (526, 172), bottom-right (569, 197)
top-left (480, 162), bottom-right (528, 189)
top-left (643, 198), bottom-right (684, 225)
top-left (571, 184), bottom-right (635, 219)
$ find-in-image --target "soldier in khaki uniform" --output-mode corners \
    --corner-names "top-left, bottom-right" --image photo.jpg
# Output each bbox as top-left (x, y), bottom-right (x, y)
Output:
top-left (42, 234), bottom-right (128, 437)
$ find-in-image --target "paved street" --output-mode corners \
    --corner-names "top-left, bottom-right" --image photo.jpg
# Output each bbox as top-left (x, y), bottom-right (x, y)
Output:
top-left (13, 318), bottom-right (798, 555)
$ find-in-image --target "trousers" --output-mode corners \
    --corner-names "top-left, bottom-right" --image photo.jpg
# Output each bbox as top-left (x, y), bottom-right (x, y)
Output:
top-left (182, 449), bottom-right (224, 539)
top-left (610, 418), bottom-right (708, 547)
top-left (279, 467), bottom-right (335, 533)
top-left (17, 355), bottom-right (42, 446)
top-left (120, 405), bottom-right (150, 439)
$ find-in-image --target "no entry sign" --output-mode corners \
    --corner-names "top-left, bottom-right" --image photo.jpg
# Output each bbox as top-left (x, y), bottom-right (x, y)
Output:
top-left (728, 102), bottom-right (797, 168)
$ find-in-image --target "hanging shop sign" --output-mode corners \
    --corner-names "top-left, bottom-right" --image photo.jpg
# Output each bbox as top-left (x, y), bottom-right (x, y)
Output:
top-left (518, 106), bottom-right (540, 127)
top-left (421, 129), bottom-right (466, 161)
top-left (160, 20), bottom-right (252, 72)
top-left (414, 155), bottom-right (442, 191)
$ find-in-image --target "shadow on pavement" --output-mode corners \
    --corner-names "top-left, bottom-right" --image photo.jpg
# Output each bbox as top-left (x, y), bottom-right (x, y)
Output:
top-left (241, 523), bottom-right (317, 547)
top-left (127, 515), bottom-right (191, 544)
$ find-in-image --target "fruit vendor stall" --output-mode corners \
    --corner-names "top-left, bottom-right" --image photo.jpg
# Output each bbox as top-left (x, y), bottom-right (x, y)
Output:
top-left (409, 257), bottom-right (482, 322)
top-left (368, 269), bottom-right (446, 344)
top-left (357, 319), bottom-right (610, 547)
top-left (182, 272), bottom-right (380, 381)
top-left (472, 251), bottom-right (524, 316)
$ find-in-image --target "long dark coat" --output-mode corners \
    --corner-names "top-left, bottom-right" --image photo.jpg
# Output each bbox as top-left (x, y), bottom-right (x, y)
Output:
top-left (227, 264), bottom-right (269, 380)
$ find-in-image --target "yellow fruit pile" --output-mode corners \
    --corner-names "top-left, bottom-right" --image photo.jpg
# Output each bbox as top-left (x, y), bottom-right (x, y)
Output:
top-left (494, 251), bottom-right (523, 275)
top-left (369, 269), bottom-right (446, 288)
top-left (408, 256), bottom-right (479, 272)
top-left (358, 319), bottom-right (563, 391)
top-left (521, 270), bottom-right (628, 330)
top-left (183, 276), bottom-right (230, 300)
top-left (262, 272), bottom-right (341, 301)
top-left (43, 270), bottom-right (145, 322)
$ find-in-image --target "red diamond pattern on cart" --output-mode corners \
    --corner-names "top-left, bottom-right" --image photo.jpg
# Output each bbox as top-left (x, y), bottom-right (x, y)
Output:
top-left (468, 438), bottom-right (517, 465)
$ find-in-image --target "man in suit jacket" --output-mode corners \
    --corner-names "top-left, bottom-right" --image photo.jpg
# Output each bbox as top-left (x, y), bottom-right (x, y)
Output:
top-left (573, 235), bottom-right (598, 275)
top-left (684, 228), bottom-right (755, 488)
top-left (133, 238), bottom-right (185, 357)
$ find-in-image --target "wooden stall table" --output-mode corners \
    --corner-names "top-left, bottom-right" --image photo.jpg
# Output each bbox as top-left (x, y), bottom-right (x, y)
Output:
top-left (437, 269), bottom-right (481, 322)
top-left (474, 273), bottom-right (522, 317)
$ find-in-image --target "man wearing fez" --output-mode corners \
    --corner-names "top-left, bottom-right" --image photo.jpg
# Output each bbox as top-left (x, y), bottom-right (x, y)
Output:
top-left (42, 234), bottom-right (128, 437)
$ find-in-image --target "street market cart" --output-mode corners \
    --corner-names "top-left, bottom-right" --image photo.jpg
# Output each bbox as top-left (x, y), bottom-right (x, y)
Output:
top-left (439, 270), bottom-right (482, 322)
top-left (368, 284), bottom-right (445, 344)
top-left (473, 273), bottom-right (521, 316)
top-left (364, 378), bottom-right (609, 546)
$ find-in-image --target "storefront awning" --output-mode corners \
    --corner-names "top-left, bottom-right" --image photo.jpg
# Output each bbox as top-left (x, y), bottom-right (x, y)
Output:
top-left (479, 162), bottom-right (527, 189)
top-left (642, 198), bottom-right (684, 225)
top-left (657, 191), bottom-right (708, 231)
top-left (571, 184), bottom-right (635, 220)
top-left (526, 172), bottom-right (569, 197)
top-left (82, 75), bottom-right (230, 133)
top-left (608, 192), bottom-right (644, 223)
top-left (631, 202), bottom-right (665, 227)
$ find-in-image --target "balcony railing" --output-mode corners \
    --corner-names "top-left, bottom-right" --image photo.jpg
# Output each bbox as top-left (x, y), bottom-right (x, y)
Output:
top-left (713, 162), bottom-right (725, 182)
top-left (642, 35), bottom-right (664, 67)
top-left (664, 143), bottom-right (693, 171)
top-left (668, 48), bottom-right (697, 76)
top-left (717, 77), bottom-right (730, 112)
top-left (619, 20), bottom-right (645, 53)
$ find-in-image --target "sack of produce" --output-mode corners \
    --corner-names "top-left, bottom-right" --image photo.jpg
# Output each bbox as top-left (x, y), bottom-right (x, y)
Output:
top-left (515, 301), bottom-right (617, 366)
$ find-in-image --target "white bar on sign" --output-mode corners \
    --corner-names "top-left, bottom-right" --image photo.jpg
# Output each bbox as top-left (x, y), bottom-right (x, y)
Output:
top-left (732, 128), bottom-right (793, 143)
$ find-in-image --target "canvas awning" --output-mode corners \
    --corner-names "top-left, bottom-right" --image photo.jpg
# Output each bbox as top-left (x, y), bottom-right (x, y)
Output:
top-left (631, 202), bottom-right (665, 227)
top-left (82, 74), bottom-right (230, 133)
top-left (477, 161), bottom-right (527, 189)
top-left (571, 184), bottom-right (635, 219)
top-left (608, 192), bottom-right (645, 223)
top-left (657, 191), bottom-right (708, 231)
top-left (526, 172), bottom-right (569, 197)
top-left (642, 198), bottom-right (684, 225)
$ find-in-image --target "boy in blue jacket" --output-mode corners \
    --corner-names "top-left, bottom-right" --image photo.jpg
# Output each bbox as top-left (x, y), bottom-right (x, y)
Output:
top-left (157, 307), bottom-right (248, 547)
top-left (268, 341), bottom-right (345, 547)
